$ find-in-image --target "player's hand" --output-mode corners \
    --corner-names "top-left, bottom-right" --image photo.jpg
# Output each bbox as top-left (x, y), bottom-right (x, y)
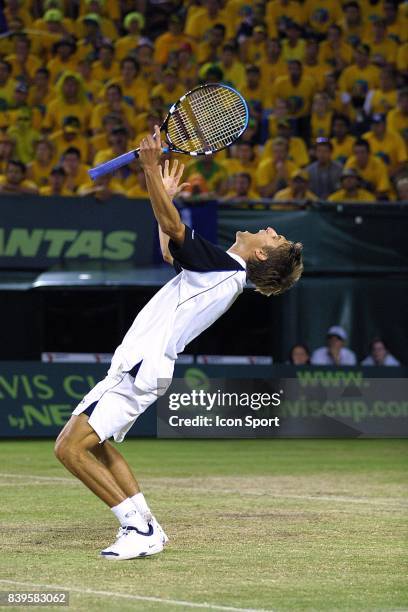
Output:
top-left (160, 159), bottom-right (190, 199)
top-left (139, 125), bottom-right (163, 169)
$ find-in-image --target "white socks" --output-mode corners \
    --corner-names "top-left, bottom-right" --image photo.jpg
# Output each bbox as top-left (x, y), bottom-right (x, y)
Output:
top-left (111, 498), bottom-right (148, 530)
top-left (130, 492), bottom-right (153, 523)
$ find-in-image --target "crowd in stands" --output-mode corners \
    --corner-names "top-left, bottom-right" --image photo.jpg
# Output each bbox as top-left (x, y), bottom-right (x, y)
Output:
top-left (0, 0), bottom-right (407, 202)
top-left (288, 325), bottom-right (402, 365)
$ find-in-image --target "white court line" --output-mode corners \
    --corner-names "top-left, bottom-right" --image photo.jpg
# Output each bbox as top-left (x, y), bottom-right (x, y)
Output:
top-left (0, 580), bottom-right (272, 612)
top-left (0, 473), bottom-right (406, 507)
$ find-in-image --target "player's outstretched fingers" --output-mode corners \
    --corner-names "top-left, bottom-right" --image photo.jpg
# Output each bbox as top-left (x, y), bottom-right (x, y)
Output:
top-left (163, 159), bottom-right (170, 179)
top-left (170, 159), bottom-right (179, 177)
top-left (176, 163), bottom-right (185, 184)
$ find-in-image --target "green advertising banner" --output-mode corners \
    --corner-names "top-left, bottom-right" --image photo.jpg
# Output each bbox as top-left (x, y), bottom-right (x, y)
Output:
top-left (0, 196), bottom-right (156, 268)
top-left (0, 362), bottom-right (407, 439)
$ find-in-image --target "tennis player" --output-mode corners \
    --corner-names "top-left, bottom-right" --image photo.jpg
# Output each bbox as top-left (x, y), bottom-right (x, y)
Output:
top-left (55, 126), bottom-right (304, 560)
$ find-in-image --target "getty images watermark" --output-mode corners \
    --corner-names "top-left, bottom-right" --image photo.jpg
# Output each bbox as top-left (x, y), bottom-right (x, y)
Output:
top-left (167, 389), bottom-right (281, 429)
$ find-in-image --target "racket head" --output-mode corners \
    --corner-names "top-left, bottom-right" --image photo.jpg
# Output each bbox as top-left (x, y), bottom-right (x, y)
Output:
top-left (163, 83), bottom-right (249, 156)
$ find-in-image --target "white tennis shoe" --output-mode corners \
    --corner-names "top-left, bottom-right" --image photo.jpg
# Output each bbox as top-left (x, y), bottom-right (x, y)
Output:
top-left (101, 523), bottom-right (163, 560)
top-left (115, 515), bottom-right (169, 545)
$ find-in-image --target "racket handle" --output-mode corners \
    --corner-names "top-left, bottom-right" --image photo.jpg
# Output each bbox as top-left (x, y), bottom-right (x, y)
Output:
top-left (88, 149), bottom-right (140, 180)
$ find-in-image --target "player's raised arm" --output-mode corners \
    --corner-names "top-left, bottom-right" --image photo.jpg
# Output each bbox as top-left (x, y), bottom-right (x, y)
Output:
top-left (139, 126), bottom-right (186, 246)
top-left (158, 160), bottom-right (189, 264)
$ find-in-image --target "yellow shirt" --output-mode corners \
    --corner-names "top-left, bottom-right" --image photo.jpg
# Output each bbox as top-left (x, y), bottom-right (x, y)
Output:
top-left (90, 148), bottom-right (137, 190)
top-left (151, 83), bottom-right (186, 107)
top-left (369, 38), bottom-right (398, 64)
top-left (77, 179), bottom-right (126, 196)
top-left (304, 0), bottom-right (342, 34)
top-left (258, 58), bottom-right (287, 90)
top-left (281, 39), bottom-right (306, 62)
top-left (331, 135), bottom-right (356, 165)
top-left (219, 158), bottom-right (258, 183)
top-left (302, 64), bottom-right (325, 90)
top-left (363, 130), bottom-right (407, 172)
top-left (271, 75), bottom-right (316, 118)
top-left (387, 108), bottom-right (408, 151)
top-left (244, 39), bottom-right (268, 64)
top-left (107, 77), bottom-right (150, 110)
top-left (64, 164), bottom-right (91, 194)
top-left (328, 188), bottom-right (376, 202)
top-left (319, 40), bottom-right (353, 68)
top-left (5, 54), bottom-right (42, 80)
top-left (262, 136), bottom-right (309, 167)
top-left (43, 98), bottom-right (91, 132)
top-left (115, 35), bottom-right (141, 62)
top-left (127, 183), bottom-right (149, 198)
top-left (218, 61), bottom-right (246, 90)
top-left (0, 77), bottom-right (17, 108)
top-left (46, 56), bottom-right (80, 84)
top-left (338, 64), bottom-right (380, 94)
top-left (154, 32), bottom-right (193, 65)
top-left (397, 42), bottom-right (408, 72)
top-left (311, 111), bottom-right (333, 139)
top-left (0, 175), bottom-right (38, 192)
top-left (40, 185), bottom-right (72, 196)
top-left (27, 159), bottom-right (56, 187)
top-left (345, 155), bottom-right (390, 193)
top-left (266, 0), bottom-right (304, 30)
top-left (256, 158), bottom-right (299, 188)
top-left (49, 131), bottom-right (89, 164)
top-left (274, 186), bottom-right (317, 201)
top-left (92, 61), bottom-right (121, 84)
top-left (185, 8), bottom-right (233, 39)
top-left (90, 102), bottom-right (134, 133)
top-left (369, 89), bottom-right (397, 115)
top-left (240, 83), bottom-right (270, 108)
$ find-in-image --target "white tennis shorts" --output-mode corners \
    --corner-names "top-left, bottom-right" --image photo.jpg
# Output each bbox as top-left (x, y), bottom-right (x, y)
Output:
top-left (72, 371), bottom-right (158, 443)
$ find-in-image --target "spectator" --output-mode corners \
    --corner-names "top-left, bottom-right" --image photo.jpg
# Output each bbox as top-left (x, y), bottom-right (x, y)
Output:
top-left (303, 36), bottom-right (323, 90)
top-left (311, 325), bottom-right (357, 365)
top-left (311, 92), bottom-right (333, 140)
top-left (241, 64), bottom-right (268, 108)
top-left (185, 156), bottom-right (227, 195)
top-left (256, 137), bottom-right (298, 197)
top-left (339, 1), bottom-right (364, 47)
top-left (281, 21), bottom-right (305, 62)
top-left (61, 147), bottom-right (90, 194)
top-left (27, 67), bottom-right (53, 110)
top-left (43, 72), bottom-right (91, 133)
top-left (271, 60), bottom-right (315, 132)
top-left (0, 159), bottom-right (38, 194)
top-left (50, 116), bottom-right (88, 163)
top-left (396, 177), bottom-right (408, 201)
top-left (319, 24), bottom-right (353, 72)
top-left (91, 83), bottom-right (134, 137)
top-left (288, 344), bottom-right (311, 365)
top-left (305, 0), bottom-right (341, 36)
top-left (338, 44), bottom-right (379, 98)
top-left (5, 33), bottom-right (41, 82)
top-left (108, 57), bottom-right (149, 111)
top-left (361, 337), bottom-right (400, 366)
top-left (328, 168), bottom-right (376, 202)
top-left (92, 41), bottom-right (119, 84)
top-left (223, 172), bottom-right (259, 201)
top-left (306, 138), bottom-right (342, 199)
top-left (151, 68), bottom-right (184, 107)
top-left (127, 167), bottom-right (149, 198)
top-left (47, 38), bottom-right (78, 84)
top-left (93, 126), bottom-right (138, 191)
top-left (39, 165), bottom-right (71, 196)
top-left (368, 17), bottom-right (397, 66)
top-left (274, 169), bottom-right (318, 202)
top-left (387, 89), bottom-right (408, 154)
top-left (221, 142), bottom-right (258, 185)
top-left (0, 60), bottom-right (16, 109)
top-left (331, 114), bottom-right (356, 165)
top-left (363, 114), bottom-right (407, 178)
top-left (7, 107), bottom-right (40, 164)
top-left (0, 133), bottom-right (15, 174)
top-left (259, 38), bottom-right (286, 91)
top-left (196, 24), bottom-right (226, 65)
top-left (345, 138), bottom-right (390, 199)
top-left (241, 24), bottom-right (268, 65)
top-left (217, 43), bottom-right (245, 90)
top-left (6, 81), bottom-right (42, 131)
top-left (116, 12), bottom-right (145, 62)
top-left (365, 67), bottom-right (397, 116)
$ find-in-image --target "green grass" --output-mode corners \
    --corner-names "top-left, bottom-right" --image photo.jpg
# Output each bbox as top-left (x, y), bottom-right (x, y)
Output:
top-left (0, 439), bottom-right (407, 611)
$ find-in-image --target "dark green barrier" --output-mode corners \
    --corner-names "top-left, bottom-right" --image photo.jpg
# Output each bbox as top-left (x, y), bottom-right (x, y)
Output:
top-left (0, 362), bottom-right (406, 438)
top-left (0, 195), bottom-right (156, 268)
top-left (218, 204), bottom-right (408, 273)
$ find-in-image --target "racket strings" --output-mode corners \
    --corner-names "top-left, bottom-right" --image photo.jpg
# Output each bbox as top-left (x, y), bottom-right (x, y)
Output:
top-left (167, 85), bottom-right (248, 154)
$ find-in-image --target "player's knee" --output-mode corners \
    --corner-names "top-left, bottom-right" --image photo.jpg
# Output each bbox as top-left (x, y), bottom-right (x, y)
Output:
top-left (54, 435), bottom-right (78, 466)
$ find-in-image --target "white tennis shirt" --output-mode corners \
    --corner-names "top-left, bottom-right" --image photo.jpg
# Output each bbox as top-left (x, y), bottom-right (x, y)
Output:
top-left (108, 226), bottom-right (247, 394)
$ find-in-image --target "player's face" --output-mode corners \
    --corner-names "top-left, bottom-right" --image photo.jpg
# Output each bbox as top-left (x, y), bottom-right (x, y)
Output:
top-left (236, 227), bottom-right (286, 251)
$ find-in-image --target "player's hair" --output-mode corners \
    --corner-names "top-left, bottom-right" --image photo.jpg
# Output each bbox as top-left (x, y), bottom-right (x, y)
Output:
top-left (246, 240), bottom-right (304, 297)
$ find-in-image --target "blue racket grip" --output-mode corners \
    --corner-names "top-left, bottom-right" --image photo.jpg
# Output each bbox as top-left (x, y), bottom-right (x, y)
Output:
top-left (88, 150), bottom-right (139, 180)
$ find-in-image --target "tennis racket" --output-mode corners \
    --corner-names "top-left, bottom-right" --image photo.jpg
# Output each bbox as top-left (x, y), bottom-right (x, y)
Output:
top-left (88, 83), bottom-right (249, 181)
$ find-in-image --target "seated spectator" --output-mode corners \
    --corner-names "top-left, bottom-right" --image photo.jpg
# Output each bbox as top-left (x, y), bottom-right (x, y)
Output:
top-left (91, 83), bottom-right (134, 137)
top-left (88, 113), bottom-right (123, 161)
top-left (311, 92), bottom-right (333, 140)
top-left (319, 24), bottom-right (353, 72)
top-left (281, 21), bottom-right (305, 63)
top-left (306, 138), bottom-right (342, 200)
top-left (0, 60), bottom-right (16, 110)
top-left (368, 17), bottom-right (397, 65)
top-left (133, 41), bottom-right (158, 87)
top-left (50, 116), bottom-right (88, 163)
top-left (220, 142), bottom-right (258, 185)
top-left (256, 137), bottom-right (298, 197)
top-left (0, 133), bottom-right (15, 174)
top-left (92, 41), bottom-right (119, 84)
top-left (217, 43), bottom-right (245, 90)
top-left (361, 337), bottom-right (400, 366)
top-left (262, 118), bottom-right (309, 167)
top-left (241, 24), bottom-right (268, 65)
top-left (156, 14), bottom-right (192, 64)
top-left (303, 36), bottom-right (324, 90)
top-left (223, 172), bottom-right (259, 201)
top-left (383, 0), bottom-right (404, 43)
top-left (6, 82), bottom-right (42, 131)
top-left (241, 64), bottom-right (268, 108)
top-left (43, 72), bottom-right (91, 133)
top-left (338, 44), bottom-right (379, 99)
top-left (0, 159), bottom-right (38, 194)
top-left (151, 68), bottom-right (185, 108)
top-left (5, 33), bottom-right (41, 82)
top-left (311, 325), bottom-right (357, 365)
top-left (345, 138), bottom-right (391, 199)
top-left (387, 88), bottom-right (408, 154)
top-left (305, 0), bottom-right (342, 36)
top-left (196, 24), bottom-right (226, 65)
top-left (274, 169), bottom-right (318, 203)
top-left (331, 114), bottom-right (356, 165)
top-left (92, 126), bottom-right (138, 190)
top-left (265, 0), bottom-right (301, 36)
top-left (321, 71), bottom-right (349, 116)
top-left (338, 1), bottom-right (364, 47)
top-left (174, 43), bottom-right (198, 90)
top-left (61, 147), bottom-right (90, 194)
top-left (30, 9), bottom-right (71, 57)
top-left (328, 168), bottom-right (376, 202)
top-left (258, 38), bottom-right (286, 91)
top-left (365, 67), bottom-right (397, 116)
top-left (39, 165), bottom-right (71, 196)
top-left (76, 0), bottom-right (117, 41)
top-left (28, 68), bottom-right (53, 110)
top-left (47, 38), bottom-right (78, 84)
top-left (363, 114), bottom-right (407, 179)
top-left (108, 56), bottom-right (149, 110)
top-left (7, 107), bottom-right (40, 164)
top-left (116, 12), bottom-right (145, 62)
top-left (78, 174), bottom-right (126, 200)
top-left (185, 0), bottom-right (232, 40)
top-left (396, 177), bottom-right (408, 201)
top-left (288, 343), bottom-right (311, 365)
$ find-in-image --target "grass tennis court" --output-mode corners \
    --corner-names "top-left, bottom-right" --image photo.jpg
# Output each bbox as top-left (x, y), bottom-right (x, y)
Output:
top-left (0, 439), bottom-right (406, 611)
